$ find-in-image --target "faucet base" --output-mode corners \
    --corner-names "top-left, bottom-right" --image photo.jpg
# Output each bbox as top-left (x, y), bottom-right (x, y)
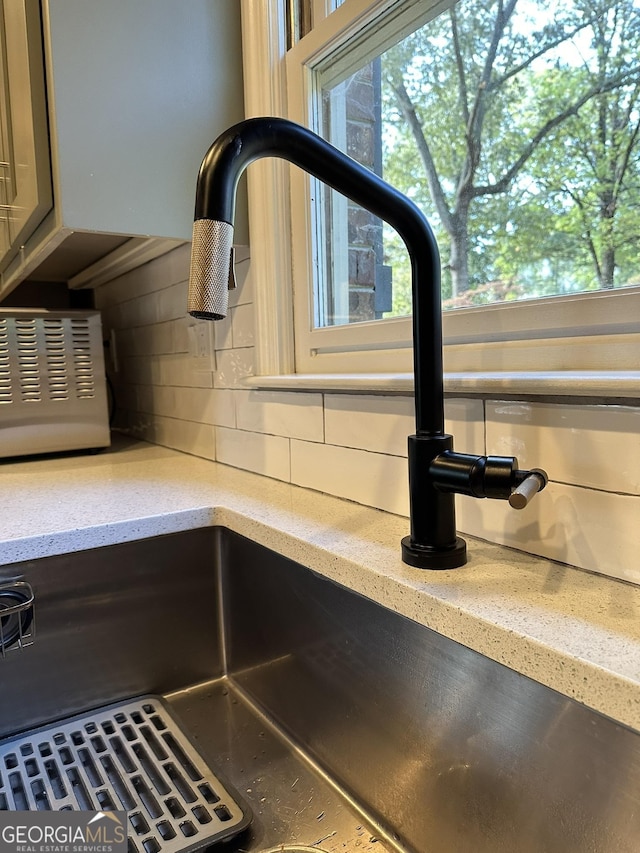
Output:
top-left (401, 535), bottom-right (467, 570)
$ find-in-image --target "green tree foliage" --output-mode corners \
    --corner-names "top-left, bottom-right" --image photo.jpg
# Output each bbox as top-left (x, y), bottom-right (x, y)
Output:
top-left (378, 0), bottom-right (640, 312)
top-left (525, 0), bottom-right (640, 290)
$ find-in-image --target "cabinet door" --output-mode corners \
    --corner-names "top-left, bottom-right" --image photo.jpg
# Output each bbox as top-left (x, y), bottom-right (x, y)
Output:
top-left (0, 0), bottom-right (52, 265)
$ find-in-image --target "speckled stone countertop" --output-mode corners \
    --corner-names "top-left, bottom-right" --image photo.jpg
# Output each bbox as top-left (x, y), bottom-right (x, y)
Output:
top-left (2, 436), bottom-right (640, 733)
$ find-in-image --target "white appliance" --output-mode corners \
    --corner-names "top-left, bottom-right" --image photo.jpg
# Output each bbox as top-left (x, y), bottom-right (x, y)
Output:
top-left (0, 309), bottom-right (110, 458)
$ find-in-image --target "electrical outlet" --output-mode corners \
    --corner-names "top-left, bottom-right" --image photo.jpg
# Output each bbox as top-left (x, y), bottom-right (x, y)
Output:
top-left (188, 320), bottom-right (215, 370)
top-left (195, 322), bottom-right (211, 358)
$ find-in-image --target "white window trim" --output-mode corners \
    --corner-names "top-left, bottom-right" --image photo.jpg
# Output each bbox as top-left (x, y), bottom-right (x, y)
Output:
top-left (312, 0), bottom-right (339, 23)
top-left (240, 0), bottom-right (295, 376)
top-left (240, 0), bottom-right (640, 393)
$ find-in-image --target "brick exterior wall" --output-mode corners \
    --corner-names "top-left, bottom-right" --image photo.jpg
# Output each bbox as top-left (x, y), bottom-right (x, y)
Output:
top-left (344, 60), bottom-right (389, 322)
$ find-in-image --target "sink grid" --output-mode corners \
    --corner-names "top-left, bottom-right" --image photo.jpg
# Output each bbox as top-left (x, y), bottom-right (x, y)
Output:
top-left (0, 695), bottom-right (251, 853)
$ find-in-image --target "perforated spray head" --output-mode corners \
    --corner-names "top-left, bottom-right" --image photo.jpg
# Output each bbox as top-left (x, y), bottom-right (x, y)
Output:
top-left (188, 220), bottom-right (237, 320)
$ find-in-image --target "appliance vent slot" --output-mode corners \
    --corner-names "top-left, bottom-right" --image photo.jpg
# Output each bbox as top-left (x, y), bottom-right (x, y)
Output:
top-left (71, 318), bottom-right (95, 399)
top-left (15, 318), bottom-right (41, 403)
top-left (0, 318), bottom-right (10, 404)
top-left (43, 318), bottom-right (68, 401)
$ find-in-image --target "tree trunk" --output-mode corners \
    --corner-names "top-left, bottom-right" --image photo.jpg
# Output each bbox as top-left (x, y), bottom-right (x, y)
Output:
top-left (449, 223), bottom-right (470, 297)
top-left (600, 245), bottom-right (615, 289)
top-left (598, 191), bottom-right (616, 289)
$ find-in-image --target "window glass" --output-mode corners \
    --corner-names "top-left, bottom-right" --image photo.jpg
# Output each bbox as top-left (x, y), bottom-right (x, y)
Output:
top-left (316, 0), bottom-right (640, 328)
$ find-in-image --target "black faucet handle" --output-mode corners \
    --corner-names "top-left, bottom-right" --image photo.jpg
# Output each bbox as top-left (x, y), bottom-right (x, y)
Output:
top-left (509, 469), bottom-right (548, 509)
top-left (430, 451), bottom-right (548, 505)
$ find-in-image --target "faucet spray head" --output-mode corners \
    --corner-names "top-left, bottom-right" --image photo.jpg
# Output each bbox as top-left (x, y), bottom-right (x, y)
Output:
top-left (188, 220), bottom-right (236, 320)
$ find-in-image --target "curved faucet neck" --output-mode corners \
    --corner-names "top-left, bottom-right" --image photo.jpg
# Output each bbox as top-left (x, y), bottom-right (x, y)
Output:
top-left (194, 117), bottom-right (444, 435)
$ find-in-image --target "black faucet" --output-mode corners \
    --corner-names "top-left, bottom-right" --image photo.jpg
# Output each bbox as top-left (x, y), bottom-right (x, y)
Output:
top-left (188, 117), bottom-right (547, 569)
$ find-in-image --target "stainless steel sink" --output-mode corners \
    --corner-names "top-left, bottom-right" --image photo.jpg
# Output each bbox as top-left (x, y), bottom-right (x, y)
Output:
top-left (1, 527), bottom-right (640, 853)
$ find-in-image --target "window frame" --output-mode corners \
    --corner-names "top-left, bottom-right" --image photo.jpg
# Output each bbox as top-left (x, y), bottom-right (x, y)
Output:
top-left (240, 0), bottom-right (640, 385)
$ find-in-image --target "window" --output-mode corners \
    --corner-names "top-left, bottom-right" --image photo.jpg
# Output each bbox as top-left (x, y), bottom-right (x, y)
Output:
top-left (243, 0), bottom-right (640, 380)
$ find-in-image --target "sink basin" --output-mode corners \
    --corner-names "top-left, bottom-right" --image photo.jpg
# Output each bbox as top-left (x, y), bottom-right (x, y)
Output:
top-left (1, 527), bottom-right (640, 853)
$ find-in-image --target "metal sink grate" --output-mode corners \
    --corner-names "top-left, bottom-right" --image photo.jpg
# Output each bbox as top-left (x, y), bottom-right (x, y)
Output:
top-left (0, 696), bottom-right (251, 853)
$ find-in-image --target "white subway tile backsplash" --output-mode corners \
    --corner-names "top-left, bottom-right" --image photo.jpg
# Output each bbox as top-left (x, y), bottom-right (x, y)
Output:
top-left (112, 294), bottom-right (155, 329)
top-left (446, 399), bottom-right (485, 454)
top-left (121, 410), bottom-right (154, 440)
top-left (216, 426), bottom-right (290, 481)
top-left (94, 243), bottom-right (190, 307)
top-left (136, 383), bottom-right (173, 415)
top-left (324, 396), bottom-right (484, 457)
top-left (457, 479), bottom-right (640, 586)
top-left (95, 244), bottom-right (640, 587)
top-left (127, 411), bottom-right (215, 460)
top-left (228, 257), bottom-right (254, 307)
top-left (195, 388), bottom-right (236, 428)
top-left (212, 303), bottom-right (254, 350)
top-left (236, 390), bottom-right (323, 441)
top-left (157, 242), bottom-right (191, 286)
top-left (112, 327), bottom-right (136, 359)
top-left (214, 313), bottom-right (234, 351)
top-left (136, 385), bottom-right (235, 427)
top-left (231, 303), bottom-right (255, 348)
top-left (213, 347), bottom-right (255, 388)
top-left (486, 402), bottom-right (640, 495)
top-left (172, 318), bottom-right (190, 354)
top-left (116, 383), bottom-right (140, 413)
top-left (117, 322), bottom-right (177, 358)
top-left (158, 353), bottom-right (214, 389)
top-left (146, 322), bottom-right (176, 355)
top-left (172, 388), bottom-right (234, 427)
top-left (94, 300), bottom-right (122, 332)
top-left (151, 415), bottom-right (216, 460)
top-left (325, 395), bottom-right (412, 456)
top-left (291, 439), bottom-right (409, 516)
top-left (121, 356), bottom-right (155, 386)
top-left (157, 281), bottom-right (189, 322)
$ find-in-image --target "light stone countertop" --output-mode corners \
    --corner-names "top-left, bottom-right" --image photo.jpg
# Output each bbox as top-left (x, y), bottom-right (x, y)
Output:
top-left (2, 435), bottom-right (640, 733)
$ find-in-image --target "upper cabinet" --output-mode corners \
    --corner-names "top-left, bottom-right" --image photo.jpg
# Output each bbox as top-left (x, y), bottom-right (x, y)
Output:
top-left (0, 0), bottom-right (247, 302)
top-left (0, 1), bottom-right (51, 271)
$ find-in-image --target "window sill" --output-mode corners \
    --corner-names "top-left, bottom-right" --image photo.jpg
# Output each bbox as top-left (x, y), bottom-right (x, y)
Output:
top-left (243, 370), bottom-right (640, 400)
